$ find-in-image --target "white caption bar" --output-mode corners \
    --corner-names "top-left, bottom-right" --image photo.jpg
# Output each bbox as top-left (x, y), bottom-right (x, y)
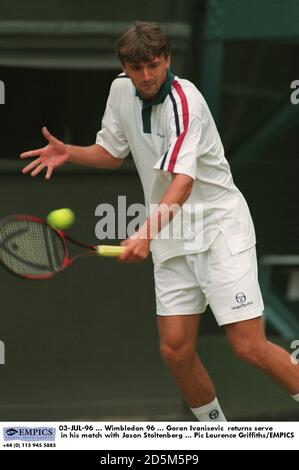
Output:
top-left (0, 421), bottom-right (298, 450)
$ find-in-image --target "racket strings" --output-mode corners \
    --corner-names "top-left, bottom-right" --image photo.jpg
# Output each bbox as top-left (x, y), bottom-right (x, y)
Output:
top-left (0, 219), bottom-right (65, 276)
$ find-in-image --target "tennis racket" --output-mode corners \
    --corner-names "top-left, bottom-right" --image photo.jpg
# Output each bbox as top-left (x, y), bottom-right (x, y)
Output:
top-left (0, 214), bottom-right (125, 280)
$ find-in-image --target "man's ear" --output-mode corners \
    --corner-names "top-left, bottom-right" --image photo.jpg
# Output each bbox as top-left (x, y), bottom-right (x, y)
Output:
top-left (166, 54), bottom-right (171, 69)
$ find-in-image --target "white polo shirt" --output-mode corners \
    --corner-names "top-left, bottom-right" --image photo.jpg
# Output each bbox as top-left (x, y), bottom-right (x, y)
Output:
top-left (96, 72), bottom-right (256, 264)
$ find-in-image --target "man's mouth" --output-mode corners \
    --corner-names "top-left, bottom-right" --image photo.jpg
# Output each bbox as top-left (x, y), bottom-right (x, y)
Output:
top-left (141, 82), bottom-right (155, 88)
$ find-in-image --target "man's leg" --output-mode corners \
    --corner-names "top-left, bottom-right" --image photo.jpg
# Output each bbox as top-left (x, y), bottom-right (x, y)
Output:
top-left (157, 314), bottom-right (226, 420)
top-left (225, 317), bottom-right (299, 395)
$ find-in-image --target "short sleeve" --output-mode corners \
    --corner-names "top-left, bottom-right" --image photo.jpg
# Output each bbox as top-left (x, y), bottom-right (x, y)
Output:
top-left (153, 80), bottom-right (208, 180)
top-left (156, 113), bottom-right (205, 180)
top-left (96, 81), bottom-right (130, 159)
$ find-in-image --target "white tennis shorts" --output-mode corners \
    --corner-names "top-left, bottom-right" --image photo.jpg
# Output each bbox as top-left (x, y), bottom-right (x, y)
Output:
top-left (154, 231), bottom-right (264, 326)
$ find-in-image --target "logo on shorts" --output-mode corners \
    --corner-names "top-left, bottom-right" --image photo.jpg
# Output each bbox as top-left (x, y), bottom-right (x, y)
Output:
top-left (209, 409), bottom-right (219, 420)
top-left (231, 291), bottom-right (253, 310)
top-left (236, 292), bottom-right (246, 304)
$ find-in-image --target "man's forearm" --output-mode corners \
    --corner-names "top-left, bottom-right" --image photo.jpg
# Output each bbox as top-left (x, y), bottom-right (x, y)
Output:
top-left (66, 144), bottom-right (123, 170)
top-left (135, 173), bottom-right (194, 240)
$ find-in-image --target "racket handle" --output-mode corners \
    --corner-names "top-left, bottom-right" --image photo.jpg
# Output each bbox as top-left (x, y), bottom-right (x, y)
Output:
top-left (96, 245), bottom-right (125, 257)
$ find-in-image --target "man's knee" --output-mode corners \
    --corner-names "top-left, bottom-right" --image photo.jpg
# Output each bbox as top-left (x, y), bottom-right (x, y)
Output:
top-left (159, 334), bottom-right (194, 365)
top-left (226, 317), bottom-right (268, 366)
top-left (230, 339), bottom-right (267, 365)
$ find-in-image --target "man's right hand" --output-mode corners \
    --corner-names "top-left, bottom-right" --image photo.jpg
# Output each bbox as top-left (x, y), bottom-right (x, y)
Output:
top-left (20, 127), bottom-right (69, 179)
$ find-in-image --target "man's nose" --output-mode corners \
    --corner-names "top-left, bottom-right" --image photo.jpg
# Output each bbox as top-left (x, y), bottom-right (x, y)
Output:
top-left (141, 68), bottom-right (151, 81)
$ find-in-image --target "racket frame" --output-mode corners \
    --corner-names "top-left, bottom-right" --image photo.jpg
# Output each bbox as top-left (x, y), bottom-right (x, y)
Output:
top-left (0, 214), bottom-right (118, 280)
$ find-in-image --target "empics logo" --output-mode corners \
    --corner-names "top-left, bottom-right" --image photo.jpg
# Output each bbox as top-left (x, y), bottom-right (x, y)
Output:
top-left (3, 427), bottom-right (56, 441)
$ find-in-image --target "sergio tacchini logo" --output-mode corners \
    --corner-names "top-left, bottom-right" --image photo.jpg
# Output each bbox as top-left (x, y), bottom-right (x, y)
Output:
top-left (236, 292), bottom-right (246, 304)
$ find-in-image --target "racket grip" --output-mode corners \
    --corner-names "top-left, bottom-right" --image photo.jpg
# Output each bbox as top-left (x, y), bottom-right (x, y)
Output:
top-left (96, 245), bottom-right (125, 257)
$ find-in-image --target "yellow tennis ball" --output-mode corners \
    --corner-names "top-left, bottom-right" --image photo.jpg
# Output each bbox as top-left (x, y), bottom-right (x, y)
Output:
top-left (47, 208), bottom-right (75, 230)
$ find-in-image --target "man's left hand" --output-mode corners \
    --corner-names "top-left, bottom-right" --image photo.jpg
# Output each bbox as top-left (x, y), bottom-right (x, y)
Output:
top-left (119, 237), bottom-right (150, 263)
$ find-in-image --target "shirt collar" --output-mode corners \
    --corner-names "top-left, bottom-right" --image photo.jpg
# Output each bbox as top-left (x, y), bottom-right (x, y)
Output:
top-left (135, 69), bottom-right (174, 107)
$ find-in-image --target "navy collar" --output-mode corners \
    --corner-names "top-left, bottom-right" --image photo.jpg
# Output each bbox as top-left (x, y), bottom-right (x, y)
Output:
top-left (136, 70), bottom-right (174, 108)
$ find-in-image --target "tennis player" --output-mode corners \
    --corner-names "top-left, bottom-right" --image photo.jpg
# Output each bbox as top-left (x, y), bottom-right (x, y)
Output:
top-left (21, 21), bottom-right (299, 421)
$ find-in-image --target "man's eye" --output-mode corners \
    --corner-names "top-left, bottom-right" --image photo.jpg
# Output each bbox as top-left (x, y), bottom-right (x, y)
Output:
top-left (129, 65), bottom-right (140, 71)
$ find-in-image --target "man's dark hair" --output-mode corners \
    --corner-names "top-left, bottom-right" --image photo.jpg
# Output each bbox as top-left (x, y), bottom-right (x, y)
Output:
top-left (116, 21), bottom-right (170, 64)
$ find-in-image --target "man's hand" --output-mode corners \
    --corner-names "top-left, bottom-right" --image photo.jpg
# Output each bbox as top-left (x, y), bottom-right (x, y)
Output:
top-left (118, 174), bottom-right (193, 263)
top-left (20, 127), bottom-right (69, 179)
top-left (119, 237), bottom-right (150, 263)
